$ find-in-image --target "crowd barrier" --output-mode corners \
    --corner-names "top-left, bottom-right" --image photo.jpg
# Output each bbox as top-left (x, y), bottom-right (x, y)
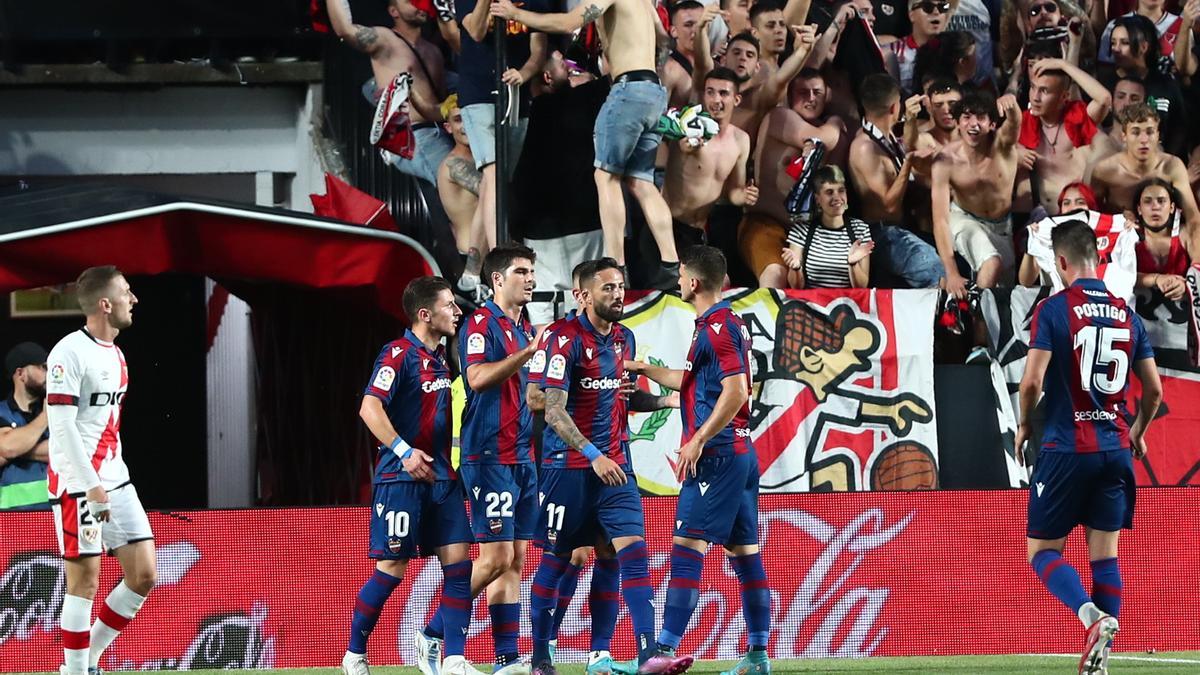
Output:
top-left (2, 491), bottom-right (1197, 670)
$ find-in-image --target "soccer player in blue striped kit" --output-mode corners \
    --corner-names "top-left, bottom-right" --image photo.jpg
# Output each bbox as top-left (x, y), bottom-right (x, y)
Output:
top-left (1015, 221), bottom-right (1163, 675)
top-left (530, 258), bottom-right (690, 675)
top-left (626, 246), bottom-right (769, 675)
top-left (343, 276), bottom-right (481, 675)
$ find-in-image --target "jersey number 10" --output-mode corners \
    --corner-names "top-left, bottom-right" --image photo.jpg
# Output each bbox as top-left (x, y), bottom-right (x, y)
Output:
top-left (1074, 325), bottom-right (1131, 395)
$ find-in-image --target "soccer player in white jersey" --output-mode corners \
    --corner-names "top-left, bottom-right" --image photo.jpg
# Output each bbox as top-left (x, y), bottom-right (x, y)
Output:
top-left (46, 266), bottom-right (156, 675)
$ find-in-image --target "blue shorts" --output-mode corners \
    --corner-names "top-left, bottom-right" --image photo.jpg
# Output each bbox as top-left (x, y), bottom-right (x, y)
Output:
top-left (459, 463), bottom-right (539, 543)
top-left (369, 480), bottom-right (473, 560)
top-left (1027, 450), bottom-right (1136, 540)
top-left (535, 467), bottom-right (645, 554)
top-left (674, 452), bottom-right (760, 546)
top-left (593, 79), bottom-right (667, 183)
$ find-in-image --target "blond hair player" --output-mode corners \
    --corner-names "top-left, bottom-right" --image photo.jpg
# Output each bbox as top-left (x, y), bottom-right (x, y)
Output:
top-left (47, 265), bottom-right (155, 675)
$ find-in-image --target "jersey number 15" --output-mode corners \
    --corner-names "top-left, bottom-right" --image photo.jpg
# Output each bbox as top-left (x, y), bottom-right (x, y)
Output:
top-left (1074, 325), bottom-right (1130, 395)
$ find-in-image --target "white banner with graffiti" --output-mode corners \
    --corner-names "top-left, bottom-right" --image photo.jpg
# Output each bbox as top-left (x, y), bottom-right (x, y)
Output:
top-left (620, 288), bottom-right (941, 494)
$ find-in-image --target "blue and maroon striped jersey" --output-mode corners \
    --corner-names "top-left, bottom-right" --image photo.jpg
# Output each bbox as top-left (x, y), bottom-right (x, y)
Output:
top-left (459, 300), bottom-right (535, 465)
top-left (681, 301), bottom-right (754, 457)
top-left (540, 313), bottom-right (634, 469)
top-left (1030, 278), bottom-right (1154, 454)
top-left (527, 310), bottom-right (577, 389)
top-left (364, 330), bottom-right (455, 484)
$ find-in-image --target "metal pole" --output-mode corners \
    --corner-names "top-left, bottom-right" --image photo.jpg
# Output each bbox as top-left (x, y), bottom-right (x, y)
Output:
top-left (493, 17), bottom-right (510, 245)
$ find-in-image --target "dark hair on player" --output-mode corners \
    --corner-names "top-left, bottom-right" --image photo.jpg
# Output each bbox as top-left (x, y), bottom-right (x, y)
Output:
top-left (571, 259), bottom-right (596, 288)
top-left (482, 243), bottom-right (537, 290)
top-left (749, 0), bottom-right (783, 23)
top-left (1114, 74), bottom-right (1146, 93)
top-left (858, 73), bottom-right (901, 116)
top-left (402, 276), bottom-right (452, 323)
top-left (1114, 14), bottom-right (1160, 66)
top-left (670, 0), bottom-right (705, 22)
top-left (75, 265), bottom-right (124, 314)
top-left (680, 245), bottom-right (727, 293)
top-left (1132, 177), bottom-right (1182, 227)
top-left (705, 66), bottom-right (742, 89)
top-left (728, 31), bottom-right (760, 54)
top-left (1050, 220), bottom-right (1099, 267)
top-left (1025, 38), bottom-right (1063, 62)
top-left (925, 77), bottom-right (961, 97)
top-left (583, 257), bottom-right (625, 287)
top-left (952, 88), bottom-right (999, 124)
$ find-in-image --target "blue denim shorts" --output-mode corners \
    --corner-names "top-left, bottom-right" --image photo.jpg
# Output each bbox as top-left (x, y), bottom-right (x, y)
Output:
top-left (460, 102), bottom-right (529, 173)
top-left (593, 79), bottom-right (667, 183)
top-left (388, 125), bottom-right (454, 186)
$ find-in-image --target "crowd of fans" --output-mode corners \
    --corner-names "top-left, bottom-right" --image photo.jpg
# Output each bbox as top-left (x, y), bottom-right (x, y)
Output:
top-left (328, 0), bottom-right (1200, 312)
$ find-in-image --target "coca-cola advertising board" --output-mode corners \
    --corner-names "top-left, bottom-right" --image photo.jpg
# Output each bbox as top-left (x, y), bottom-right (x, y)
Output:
top-left (2, 491), bottom-right (1197, 671)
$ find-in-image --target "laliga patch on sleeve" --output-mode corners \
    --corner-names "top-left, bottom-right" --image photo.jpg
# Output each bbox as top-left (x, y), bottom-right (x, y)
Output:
top-left (547, 354), bottom-right (567, 381)
top-left (373, 366), bottom-right (397, 391)
top-left (49, 363), bottom-right (66, 385)
top-left (467, 332), bottom-right (486, 355)
top-left (529, 349), bottom-right (547, 374)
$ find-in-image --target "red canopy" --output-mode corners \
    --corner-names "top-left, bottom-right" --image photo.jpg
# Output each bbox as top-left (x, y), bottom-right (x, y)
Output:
top-left (0, 185), bottom-right (437, 319)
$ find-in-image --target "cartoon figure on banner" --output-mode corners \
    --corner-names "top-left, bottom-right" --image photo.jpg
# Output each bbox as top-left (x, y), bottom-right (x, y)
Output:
top-left (763, 301), bottom-right (937, 492)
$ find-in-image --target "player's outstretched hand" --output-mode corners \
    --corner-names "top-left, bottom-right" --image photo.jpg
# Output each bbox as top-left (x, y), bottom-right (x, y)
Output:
top-left (592, 454), bottom-right (627, 486)
top-left (85, 485), bottom-right (111, 522)
top-left (623, 359), bottom-right (647, 374)
top-left (403, 449), bottom-right (436, 483)
top-left (674, 438), bottom-right (702, 481)
top-left (1014, 423), bottom-right (1030, 466)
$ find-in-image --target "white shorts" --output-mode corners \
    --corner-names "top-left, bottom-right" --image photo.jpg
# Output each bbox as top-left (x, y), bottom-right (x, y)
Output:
top-left (524, 230), bottom-right (605, 325)
top-left (53, 483), bottom-right (153, 559)
top-left (949, 201), bottom-right (1015, 274)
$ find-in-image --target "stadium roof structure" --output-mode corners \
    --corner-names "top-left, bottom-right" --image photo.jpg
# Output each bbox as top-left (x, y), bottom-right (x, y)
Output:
top-left (0, 183), bottom-right (437, 319)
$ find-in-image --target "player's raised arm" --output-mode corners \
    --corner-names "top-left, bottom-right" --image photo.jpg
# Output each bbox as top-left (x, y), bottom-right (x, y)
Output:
top-left (624, 359), bottom-right (684, 391)
top-left (463, 324), bottom-right (545, 391)
top-left (327, 0), bottom-right (390, 55)
top-left (488, 0), bottom-right (616, 34)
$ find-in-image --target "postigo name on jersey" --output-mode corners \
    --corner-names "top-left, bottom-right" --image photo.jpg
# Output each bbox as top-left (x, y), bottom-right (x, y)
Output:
top-left (420, 378), bottom-right (453, 393)
top-left (1073, 302), bottom-right (1127, 323)
top-left (579, 377), bottom-right (622, 390)
top-left (1074, 408), bottom-right (1119, 422)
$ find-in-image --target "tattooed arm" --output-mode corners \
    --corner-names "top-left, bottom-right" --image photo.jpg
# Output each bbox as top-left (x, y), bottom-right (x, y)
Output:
top-left (327, 0), bottom-right (389, 55)
top-left (489, 0), bottom-right (616, 34)
top-left (545, 388), bottom-right (626, 485)
top-left (446, 156), bottom-right (482, 196)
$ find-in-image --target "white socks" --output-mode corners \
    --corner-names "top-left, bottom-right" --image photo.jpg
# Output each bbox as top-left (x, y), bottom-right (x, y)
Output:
top-left (1078, 601), bottom-right (1105, 628)
top-left (61, 594), bottom-right (93, 674)
top-left (89, 581), bottom-right (147, 668)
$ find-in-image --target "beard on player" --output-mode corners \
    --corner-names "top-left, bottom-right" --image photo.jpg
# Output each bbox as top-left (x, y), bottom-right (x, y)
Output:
top-left (593, 295), bottom-right (624, 323)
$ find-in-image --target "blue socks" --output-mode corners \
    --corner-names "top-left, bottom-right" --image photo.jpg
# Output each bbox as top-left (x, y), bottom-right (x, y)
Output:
top-left (489, 602), bottom-right (521, 666)
top-left (1090, 557), bottom-right (1122, 617)
top-left (658, 544), bottom-right (704, 651)
top-left (617, 540), bottom-right (658, 662)
top-left (348, 569), bottom-right (401, 654)
top-left (552, 561), bottom-right (583, 639)
top-left (439, 561), bottom-right (473, 657)
top-left (730, 553), bottom-right (771, 651)
top-left (1031, 549), bottom-right (1091, 614)
top-left (531, 553), bottom-right (571, 664)
top-left (589, 557), bottom-right (620, 652)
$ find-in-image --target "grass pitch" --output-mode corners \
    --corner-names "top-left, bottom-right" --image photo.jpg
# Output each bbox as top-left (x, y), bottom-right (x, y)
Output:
top-left (18, 652), bottom-right (1200, 674)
